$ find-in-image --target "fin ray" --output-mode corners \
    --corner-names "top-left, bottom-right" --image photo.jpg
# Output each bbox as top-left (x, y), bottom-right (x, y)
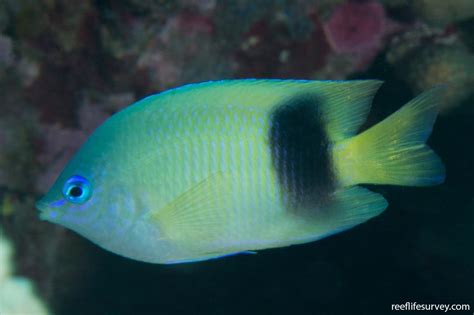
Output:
top-left (333, 86), bottom-right (446, 186)
top-left (149, 172), bottom-right (231, 242)
top-left (325, 186), bottom-right (388, 233)
top-left (318, 80), bottom-right (383, 141)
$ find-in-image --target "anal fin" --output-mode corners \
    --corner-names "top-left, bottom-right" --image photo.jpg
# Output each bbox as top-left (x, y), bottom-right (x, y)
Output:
top-left (325, 186), bottom-right (388, 234)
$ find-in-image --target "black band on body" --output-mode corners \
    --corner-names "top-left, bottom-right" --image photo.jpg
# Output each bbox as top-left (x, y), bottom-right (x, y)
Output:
top-left (269, 94), bottom-right (334, 211)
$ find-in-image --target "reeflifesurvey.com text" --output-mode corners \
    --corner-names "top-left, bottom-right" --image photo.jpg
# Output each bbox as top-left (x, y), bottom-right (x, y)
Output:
top-left (391, 302), bottom-right (470, 312)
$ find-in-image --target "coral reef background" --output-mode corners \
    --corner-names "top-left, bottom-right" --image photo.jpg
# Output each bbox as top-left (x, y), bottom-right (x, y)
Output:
top-left (0, 1), bottom-right (473, 314)
top-left (0, 228), bottom-right (50, 314)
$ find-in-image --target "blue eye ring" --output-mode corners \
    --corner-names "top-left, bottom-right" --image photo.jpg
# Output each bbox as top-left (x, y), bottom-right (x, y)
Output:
top-left (62, 175), bottom-right (92, 204)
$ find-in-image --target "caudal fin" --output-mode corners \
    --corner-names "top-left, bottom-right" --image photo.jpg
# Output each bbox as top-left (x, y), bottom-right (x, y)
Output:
top-left (333, 86), bottom-right (446, 187)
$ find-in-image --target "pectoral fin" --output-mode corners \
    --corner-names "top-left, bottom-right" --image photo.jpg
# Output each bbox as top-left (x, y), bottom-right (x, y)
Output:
top-left (149, 172), bottom-right (233, 243)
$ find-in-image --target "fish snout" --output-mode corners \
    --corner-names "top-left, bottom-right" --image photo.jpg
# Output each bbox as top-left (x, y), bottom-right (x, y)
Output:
top-left (35, 197), bottom-right (65, 221)
top-left (35, 198), bottom-right (48, 212)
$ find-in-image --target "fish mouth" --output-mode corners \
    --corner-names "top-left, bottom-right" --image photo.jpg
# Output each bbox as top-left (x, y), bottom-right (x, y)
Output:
top-left (35, 198), bottom-right (48, 211)
top-left (35, 198), bottom-right (49, 220)
top-left (36, 197), bottom-right (67, 221)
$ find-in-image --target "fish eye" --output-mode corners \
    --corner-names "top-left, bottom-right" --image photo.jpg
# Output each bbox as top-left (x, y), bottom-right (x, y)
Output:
top-left (62, 175), bottom-right (92, 204)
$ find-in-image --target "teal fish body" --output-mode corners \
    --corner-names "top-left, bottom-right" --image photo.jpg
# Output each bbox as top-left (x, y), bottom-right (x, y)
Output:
top-left (36, 80), bottom-right (445, 263)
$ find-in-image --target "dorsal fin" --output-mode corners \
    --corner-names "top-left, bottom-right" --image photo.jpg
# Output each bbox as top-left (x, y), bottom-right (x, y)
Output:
top-left (139, 79), bottom-right (382, 143)
top-left (317, 80), bottom-right (383, 142)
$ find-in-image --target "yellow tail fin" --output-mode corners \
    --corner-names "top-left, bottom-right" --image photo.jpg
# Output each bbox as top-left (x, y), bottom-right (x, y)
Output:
top-left (333, 87), bottom-right (446, 187)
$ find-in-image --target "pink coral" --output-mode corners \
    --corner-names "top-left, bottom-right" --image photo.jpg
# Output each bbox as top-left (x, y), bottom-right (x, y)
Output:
top-left (322, 0), bottom-right (403, 70)
top-left (323, 1), bottom-right (387, 54)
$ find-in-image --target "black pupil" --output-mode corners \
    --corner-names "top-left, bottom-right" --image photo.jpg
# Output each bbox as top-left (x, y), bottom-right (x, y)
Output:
top-left (69, 186), bottom-right (83, 198)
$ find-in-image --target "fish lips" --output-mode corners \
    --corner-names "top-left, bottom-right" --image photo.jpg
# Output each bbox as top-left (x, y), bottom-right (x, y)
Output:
top-left (36, 197), bottom-right (66, 221)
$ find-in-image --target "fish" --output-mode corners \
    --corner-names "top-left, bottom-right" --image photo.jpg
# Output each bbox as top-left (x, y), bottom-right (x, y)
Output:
top-left (36, 80), bottom-right (445, 264)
